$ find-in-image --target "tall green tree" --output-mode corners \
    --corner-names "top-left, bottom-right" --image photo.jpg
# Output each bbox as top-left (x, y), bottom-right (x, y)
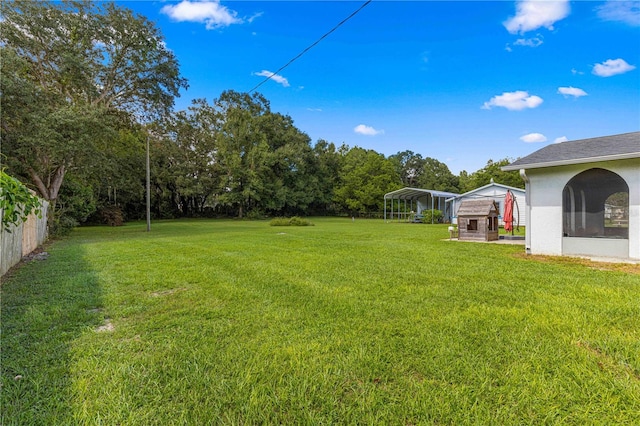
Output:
top-left (260, 112), bottom-right (316, 215)
top-left (459, 158), bottom-right (523, 192)
top-left (308, 140), bottom-right (341, 214)
top-left (389, 150), bottom-right (425, 187)
top-left (204, 90), bottom-right (321, 218)
top-left (0, 0), bottom-right (187, 226)
top-left (162, 101), bottom-right (220, 216)
top-left (417, 157), bottom-right (459, 193)
top-left (212, 91), bottom-right (271, 218)
top-left (334, 147), bottom-right (402, 214)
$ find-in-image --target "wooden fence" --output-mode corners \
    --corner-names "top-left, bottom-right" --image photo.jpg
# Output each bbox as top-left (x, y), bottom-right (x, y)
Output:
top-left (1, 201), bottom-right (49, 277)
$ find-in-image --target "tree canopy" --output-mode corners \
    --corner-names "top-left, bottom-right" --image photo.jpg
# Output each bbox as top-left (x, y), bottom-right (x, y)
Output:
top-left (1, 1), bottom-right (526, 229)
top-left (0, 0), bottom-right (187, 231)
top-left (458, 159), bottom-right (524, 193)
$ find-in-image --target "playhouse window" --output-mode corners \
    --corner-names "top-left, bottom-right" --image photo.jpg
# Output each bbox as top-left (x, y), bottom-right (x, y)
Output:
top-left (467, 219), bottom-right (478, 231)
top-left (562, 168), bottom-right (629, 239)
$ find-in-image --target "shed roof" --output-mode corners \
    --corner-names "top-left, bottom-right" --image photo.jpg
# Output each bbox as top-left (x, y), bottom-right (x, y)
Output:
top-left (384, 187), bottom-right (459, 200)
top-left (456, 199), bottom-right (498, 216)
top-left (502, 131), bottom-right (640, 171)
top-left (445, 181), bottom-right (524, 202)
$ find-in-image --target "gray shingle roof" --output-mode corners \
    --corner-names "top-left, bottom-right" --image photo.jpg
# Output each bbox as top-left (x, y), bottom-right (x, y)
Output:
top-left (502, 132), bottom-right (640, 171)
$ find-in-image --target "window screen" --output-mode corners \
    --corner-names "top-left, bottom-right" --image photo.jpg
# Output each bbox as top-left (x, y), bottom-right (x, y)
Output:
top-left (562, 168), bottom-right (629, 239)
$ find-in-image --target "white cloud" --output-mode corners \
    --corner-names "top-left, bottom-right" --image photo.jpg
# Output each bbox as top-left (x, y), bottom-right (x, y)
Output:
top-left (354, 124), bottom-right (384, 136)
top-left (592, 58), bottom-right (636, 77)
top-left (482, 91), bottom-right (543, 111)
top-left (504, 0), bottom-right (570, 34)
top-left (253, 70), bottom-right (290, 87)
top-left (571, 68), bottom-right (584, 75)
top-left (514, 37), bottom-right (543, 47)
top-left (557, 86), bottom-right (587, 98)
top-left (160, 1), bottom-right (242, 29)
top-left (247, 12), bottom-right (264, 24)
top-left (306, 108), bottom-right (323, 112)
top-left (520, 133), bottom-right (547, 143)
top-left (554, 136), bottom-right (568, 143)
top-left (597, 1), bottom-right (640, 26)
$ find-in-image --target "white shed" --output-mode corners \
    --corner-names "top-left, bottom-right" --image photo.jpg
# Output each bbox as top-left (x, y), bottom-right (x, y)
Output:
top-left (503, 132), bottom-right (640, 261)
top-left (446, 181), bottom-right (526, 227)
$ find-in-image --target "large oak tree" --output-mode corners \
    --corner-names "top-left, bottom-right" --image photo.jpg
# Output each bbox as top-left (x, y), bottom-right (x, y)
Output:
top-left (0, 0), bottom-right (187, 222)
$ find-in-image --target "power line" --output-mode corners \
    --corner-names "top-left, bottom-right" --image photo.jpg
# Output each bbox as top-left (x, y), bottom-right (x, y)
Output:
top-left (249, 0), bottom-right (372, 93)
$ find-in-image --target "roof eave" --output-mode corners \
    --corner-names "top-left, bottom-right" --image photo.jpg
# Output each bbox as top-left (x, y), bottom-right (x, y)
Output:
top-left (502, 152), bottom-right (640, 172)
top-left (446, 182), bottom-right (525, 201)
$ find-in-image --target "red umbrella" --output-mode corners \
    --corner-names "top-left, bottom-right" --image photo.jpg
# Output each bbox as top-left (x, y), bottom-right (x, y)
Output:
top-left (503, 190), bottom-right (514, 233)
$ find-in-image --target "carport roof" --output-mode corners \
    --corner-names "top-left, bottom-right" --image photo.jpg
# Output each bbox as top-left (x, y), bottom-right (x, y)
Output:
top-left (384, 187), bottom-right (459, 200)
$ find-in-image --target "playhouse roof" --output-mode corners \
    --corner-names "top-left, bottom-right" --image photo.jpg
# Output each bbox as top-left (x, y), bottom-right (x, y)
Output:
top-left (456, 199), bottom-right (498, 216)
top-left (503, 131), bottom-right (640, 171)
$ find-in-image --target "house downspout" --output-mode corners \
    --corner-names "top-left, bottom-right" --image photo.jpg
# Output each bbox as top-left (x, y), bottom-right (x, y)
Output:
top-left (520, 169), bottom-right (531, 255)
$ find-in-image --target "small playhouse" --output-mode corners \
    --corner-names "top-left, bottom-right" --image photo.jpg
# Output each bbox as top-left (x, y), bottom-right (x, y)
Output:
top-left (456, 199), bottom-right (500, 241)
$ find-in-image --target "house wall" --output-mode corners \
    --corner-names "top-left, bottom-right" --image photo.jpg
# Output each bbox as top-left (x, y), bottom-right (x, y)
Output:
top-left (525, 158), bottom-right (639, 260)
top-left (450, 187), bottom-right (526, 227)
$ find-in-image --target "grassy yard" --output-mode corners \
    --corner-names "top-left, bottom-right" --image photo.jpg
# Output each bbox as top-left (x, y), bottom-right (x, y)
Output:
top-left (2, 218), bottom-right (639, 424)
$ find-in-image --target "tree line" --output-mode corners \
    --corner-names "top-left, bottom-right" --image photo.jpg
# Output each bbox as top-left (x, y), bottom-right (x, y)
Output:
top-left (0, 1), bottom-right (522, 234)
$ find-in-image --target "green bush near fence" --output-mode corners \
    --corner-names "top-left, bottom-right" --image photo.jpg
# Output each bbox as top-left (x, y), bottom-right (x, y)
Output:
top-left (0, 170), bottom-right (42, 230)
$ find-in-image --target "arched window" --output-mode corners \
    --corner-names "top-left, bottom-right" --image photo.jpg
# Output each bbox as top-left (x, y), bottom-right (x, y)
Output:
top-left (562, 168), bottom-right (629, 239)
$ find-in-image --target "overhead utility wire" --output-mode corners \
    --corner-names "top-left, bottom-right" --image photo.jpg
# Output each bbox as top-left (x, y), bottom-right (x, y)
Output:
top-left (249, 0), bottom-right (372, 93)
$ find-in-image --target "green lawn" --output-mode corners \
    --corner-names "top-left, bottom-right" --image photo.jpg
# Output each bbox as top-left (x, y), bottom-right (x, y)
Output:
top-left (2, 218), bottom-right (639, 424)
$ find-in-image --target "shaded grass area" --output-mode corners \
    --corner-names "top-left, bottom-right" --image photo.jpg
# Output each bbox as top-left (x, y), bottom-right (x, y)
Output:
top-left (2, 218), bottom-right (639, 424)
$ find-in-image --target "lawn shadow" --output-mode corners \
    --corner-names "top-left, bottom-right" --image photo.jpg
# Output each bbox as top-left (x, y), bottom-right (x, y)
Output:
top-left (1, 241), bottom-right (103, 424)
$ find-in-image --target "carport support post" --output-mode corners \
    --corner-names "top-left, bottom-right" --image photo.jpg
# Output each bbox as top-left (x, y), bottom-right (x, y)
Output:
top-left (431, 195), bottom-right (435, 224)
top-left (384, 198), bottom-right (387, 222)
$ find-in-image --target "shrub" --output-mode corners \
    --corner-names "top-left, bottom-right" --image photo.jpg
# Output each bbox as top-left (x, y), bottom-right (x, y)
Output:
top-left (422, 209), bottom-right (443, 224)
top-left (0, 170), bottom-right (42, 230)
top-left (50, 215), bottom-right (78, 236)
top-left (99, 206), bottom-right (124, 226)
top-left (289, 216), bottom-right (313, 226)
top-left (270, 217), bottom-right (290, 226)
top-left (246, 209), bottom-right (266, 220)
top-left (269, 216), bottom-right (314, 227)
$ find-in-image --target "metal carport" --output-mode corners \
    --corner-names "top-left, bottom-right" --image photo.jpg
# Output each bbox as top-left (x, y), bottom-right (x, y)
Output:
top-left (384, 187), bottom-right (459, 223)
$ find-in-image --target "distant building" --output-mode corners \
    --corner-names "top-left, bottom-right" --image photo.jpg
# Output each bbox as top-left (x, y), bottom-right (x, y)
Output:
top-left (503, 132), bottom-right (639, 260)
top-left (384, 188), bottom-right (459, 223)
top-left (446, 180), bottom-right (526, 227)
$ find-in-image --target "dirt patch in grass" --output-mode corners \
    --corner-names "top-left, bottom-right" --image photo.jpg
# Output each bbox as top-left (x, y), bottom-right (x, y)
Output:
top-left (513, 253), bottom-right (640, 275)
top-left (575, 340), bottom-right (640, 381)
top-left (95, 319), bottom-right (114, 332)
top-left (151, 287), bottom-right (188, 297)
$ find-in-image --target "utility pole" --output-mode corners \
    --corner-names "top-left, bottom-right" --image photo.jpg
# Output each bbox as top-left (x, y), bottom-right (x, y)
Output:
top-left (146, 134), bottom-right (151, 232)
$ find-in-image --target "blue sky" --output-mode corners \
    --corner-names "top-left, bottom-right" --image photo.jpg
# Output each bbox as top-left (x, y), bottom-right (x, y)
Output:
top-left (125, 0), bottom-right (639, 174)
